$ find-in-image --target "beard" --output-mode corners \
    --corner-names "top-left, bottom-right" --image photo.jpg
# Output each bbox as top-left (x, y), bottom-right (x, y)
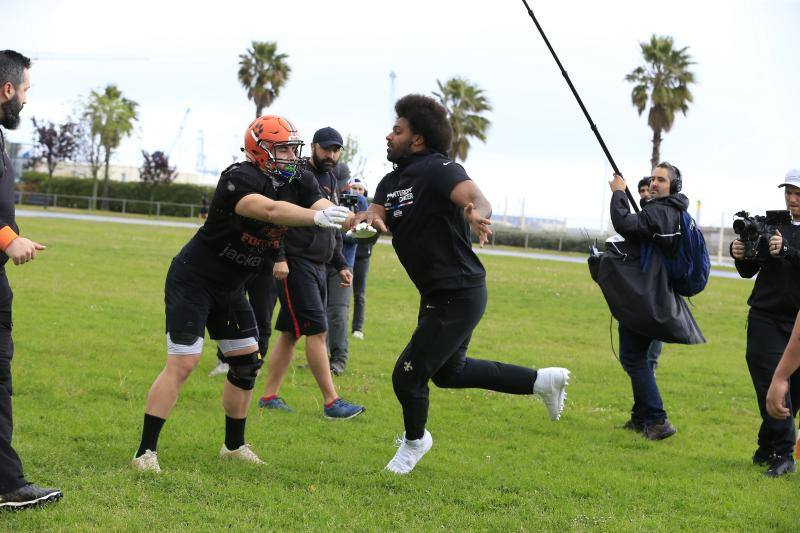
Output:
top-left (386, 139), bottom-right (413, 164)
top-left (312, 152), bottom-right (336, 172)
top-left (0, 96), bottom-right (23, 130)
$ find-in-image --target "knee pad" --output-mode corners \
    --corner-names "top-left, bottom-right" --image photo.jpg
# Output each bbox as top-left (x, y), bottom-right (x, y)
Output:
top-left (223, 351), bottom-right (263, 390)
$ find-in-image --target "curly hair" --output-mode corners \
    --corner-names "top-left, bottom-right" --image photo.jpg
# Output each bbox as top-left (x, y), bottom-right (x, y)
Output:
top-left (394, 94), bottom-right (452, 156)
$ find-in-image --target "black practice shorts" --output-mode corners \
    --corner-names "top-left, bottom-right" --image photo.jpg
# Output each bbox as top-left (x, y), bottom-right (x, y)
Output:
top-left (275, 256), bottom-right (327, 338)
top-left (164, 259), bottom-right (258, 341)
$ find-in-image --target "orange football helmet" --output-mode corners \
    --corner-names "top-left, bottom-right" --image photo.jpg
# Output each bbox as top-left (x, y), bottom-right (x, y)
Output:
top-left (243, 115), bottom-right (304, 181)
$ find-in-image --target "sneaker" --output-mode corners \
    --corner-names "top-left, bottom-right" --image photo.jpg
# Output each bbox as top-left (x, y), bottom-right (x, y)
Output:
top-left (0, 483), bottom-right (62, 510)
top-left (622, 418), bottom-right (644, 433)
top-left (532, 367), bottom-right (570, 420)
top-left (219, 443), bottom-right (265, 465)
top-left (385, 430), bottom-right (433, 474)
top-left (323, 398), bottom-right (365, 420)
top-left (257, 396), bottom-right (293, 412)
top-left (208, 361), bottom-right (229, 377)
top-left (352, 330), bottom-right (364, 340)
top-left (330, 360), bottom-right (346, 376)
top-left (765, 455), bottom-right (796, 478)
top-left (131, 449), bottom-right (161, 473)
top-left (643, 419), bottom-right (677, 441)
top-left (752, 447), bottom-right (775, 466)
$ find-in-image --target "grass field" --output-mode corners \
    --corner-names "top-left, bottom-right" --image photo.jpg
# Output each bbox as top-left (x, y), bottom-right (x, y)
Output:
top-left (2, 215), bottom-right (794, 531)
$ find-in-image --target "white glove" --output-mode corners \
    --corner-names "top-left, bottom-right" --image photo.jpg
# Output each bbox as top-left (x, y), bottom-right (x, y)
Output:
top-left (346, 222), bottom-right (379, 239)
top-left (314, 205), bottom-right (350, 229)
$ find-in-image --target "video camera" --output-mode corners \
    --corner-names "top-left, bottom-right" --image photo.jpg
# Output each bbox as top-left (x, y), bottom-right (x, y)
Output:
top-left (732, 210), bottom-right (791, 259)
top-left (339, 193), bottom-right (360, 213)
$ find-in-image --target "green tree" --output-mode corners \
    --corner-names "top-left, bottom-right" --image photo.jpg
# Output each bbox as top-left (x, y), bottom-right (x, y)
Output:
top-left (238, 41), bottom-right (291, 118)
top-left (340, 134), bottom-right (367, 181)
top-left (625, 35), bottom-right (696, 170)
top-left (84, 85), bottom-right (138, 209)
top-left (433, 77), bottom-right (492, 161)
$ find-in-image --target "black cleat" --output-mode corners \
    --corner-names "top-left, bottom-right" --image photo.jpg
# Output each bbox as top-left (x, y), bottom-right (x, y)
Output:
top-left (622, 418), bottom-right (644, 433)
top-left (0, 483), bottom-right (62, 510)
top-left (330, 360), bottom-right (346, 376)
top-left (764, 455), bottom-right (796, 478)
top-left (643, 419), bottom-right (677, 441)
top-left (752, 447), bottom-right (775, 466)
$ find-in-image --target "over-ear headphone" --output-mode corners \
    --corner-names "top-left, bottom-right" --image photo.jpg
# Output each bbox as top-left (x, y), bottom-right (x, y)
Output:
top-left (660, 162), bottom-right (682, 194)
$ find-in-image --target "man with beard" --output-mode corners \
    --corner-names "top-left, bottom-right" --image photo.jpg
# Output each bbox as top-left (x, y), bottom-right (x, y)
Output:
top-left (131, 115), bottom-right (353, 472)
top-left (257, 127), bottom-right (365, 418)
top-left (0, 50), bottom-right (62, 509)
top-left (356, 95), bottom-right (570, 474)
top-left (607, 163), bottom-right (691, 441)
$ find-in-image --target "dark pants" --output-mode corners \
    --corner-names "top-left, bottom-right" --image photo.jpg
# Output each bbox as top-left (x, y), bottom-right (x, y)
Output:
top-left (246, 271), bottom-right (279, 356)
top-left (0, 271), bottom-right (25, 493)
top-left (392, 285), bottom-right (537, 440)
top-left (646, 340), bottom-right (663, 371)
top-left (618, 323), bottom-right (667, 426)
top-left (351, 256), bottom-right (370, 333)
top-left (326, 266), bottom-right (351, 364)
top-left (746, 310), bottom-right (800, 456)
top-left (215, 270), bottom-right (279, 362)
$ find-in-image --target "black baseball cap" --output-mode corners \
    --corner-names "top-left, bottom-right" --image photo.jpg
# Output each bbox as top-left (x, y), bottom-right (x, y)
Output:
top-left (312, 126), bottom-right (344, 148)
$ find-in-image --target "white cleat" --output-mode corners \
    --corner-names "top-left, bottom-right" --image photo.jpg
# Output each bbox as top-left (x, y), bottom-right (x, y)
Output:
top-left (219, 443), bottom-right (265, 465)
top-left (352, 331), bottom-right (364, 340)
top-left (132, 449), bottom-right (161, 473)
top-left (208, 361), bottom-right (229, 377)
top-left (385, 430), bottom-right (433, 474)
top-left (533, 367), bottom-right (570, 420)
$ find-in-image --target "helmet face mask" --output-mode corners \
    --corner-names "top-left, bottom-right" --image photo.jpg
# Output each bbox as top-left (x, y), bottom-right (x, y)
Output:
top-left (244, 115), bottom-right (306, 182)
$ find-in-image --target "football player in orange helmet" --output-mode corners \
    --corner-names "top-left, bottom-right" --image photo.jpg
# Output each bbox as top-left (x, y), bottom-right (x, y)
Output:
top-left (243, 115), bottom-right (305, 183)
top-left (131, 115), bottom-right (355, 473)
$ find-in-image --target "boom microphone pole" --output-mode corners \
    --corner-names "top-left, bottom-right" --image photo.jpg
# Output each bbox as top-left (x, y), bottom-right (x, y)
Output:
top-left (520, 0), bottom-right (640, 212)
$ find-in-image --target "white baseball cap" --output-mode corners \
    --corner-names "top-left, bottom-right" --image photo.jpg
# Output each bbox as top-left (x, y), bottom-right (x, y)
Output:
top-left (778, 168), bottom-right (800, 188)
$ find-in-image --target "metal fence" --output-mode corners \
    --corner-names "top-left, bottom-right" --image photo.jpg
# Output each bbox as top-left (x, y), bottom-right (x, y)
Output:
top-left (15, 191), bottom-right (205, 218)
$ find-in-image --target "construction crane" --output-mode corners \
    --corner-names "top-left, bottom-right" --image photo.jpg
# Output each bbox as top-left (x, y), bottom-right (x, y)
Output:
top-left (168, 108), bottom-right (191, 159)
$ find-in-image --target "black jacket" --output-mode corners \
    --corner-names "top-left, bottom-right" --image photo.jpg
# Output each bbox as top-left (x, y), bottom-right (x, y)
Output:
top-left (734, 223), bottom-right (800, 322)
top-left (610, 190), bottom-right (689, 254)
top-left (599, 190), bottom-right (704, 344)
top-left (279, 167), bottom-right (347, 270)
top-left (0, 133), bottom-right (18, 269)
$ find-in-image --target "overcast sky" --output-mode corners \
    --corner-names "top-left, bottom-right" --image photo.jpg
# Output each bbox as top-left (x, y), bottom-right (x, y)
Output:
top-left (3, 0), bottom-right (799, 230)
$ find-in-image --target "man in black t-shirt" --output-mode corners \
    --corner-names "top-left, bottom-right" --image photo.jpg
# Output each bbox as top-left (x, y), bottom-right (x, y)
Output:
top-left (357, 94), bottom-right (570, 474)
top-left (732, 168), bottom-right (800, 477)
top-left (131, 115), bottom-right (352, 473)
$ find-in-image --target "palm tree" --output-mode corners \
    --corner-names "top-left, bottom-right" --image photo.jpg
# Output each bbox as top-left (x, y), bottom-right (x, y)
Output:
top-left (625, 35), bottom-right (695, 169)
top-left (238, 41), bottom-right (291, 118)
top-left (433, 77), bottom-right (492, 161)
top-left (84, 85), bottom-right (138, 210)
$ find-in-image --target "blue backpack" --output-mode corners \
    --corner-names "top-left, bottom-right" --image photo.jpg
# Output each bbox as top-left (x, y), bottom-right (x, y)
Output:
top-left (641, 210), bottom-right (710, 297)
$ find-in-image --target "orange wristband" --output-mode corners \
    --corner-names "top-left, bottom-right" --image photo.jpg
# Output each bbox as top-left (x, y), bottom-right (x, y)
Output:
top-left (0, 226), bottom-right (19, 251)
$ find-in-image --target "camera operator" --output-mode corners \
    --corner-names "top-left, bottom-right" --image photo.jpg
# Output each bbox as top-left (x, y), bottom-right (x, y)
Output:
top-left (731, 168), bottom-right (800, 477)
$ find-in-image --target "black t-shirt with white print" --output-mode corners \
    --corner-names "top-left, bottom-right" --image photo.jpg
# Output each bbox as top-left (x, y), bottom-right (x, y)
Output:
top-left (177, 162), bottom-right (323, 286)
top-left (373, 150), bottom-right (486, 295)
